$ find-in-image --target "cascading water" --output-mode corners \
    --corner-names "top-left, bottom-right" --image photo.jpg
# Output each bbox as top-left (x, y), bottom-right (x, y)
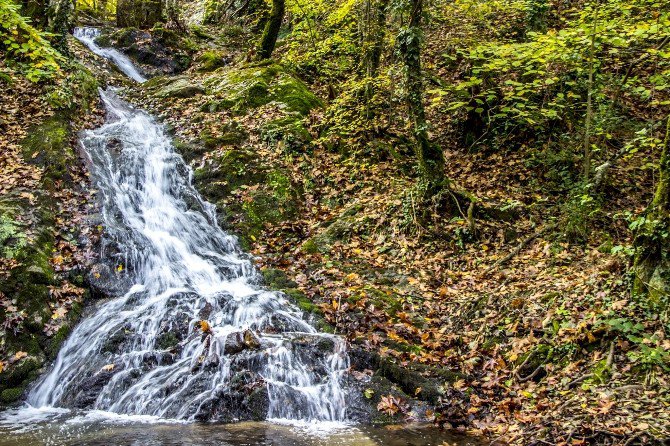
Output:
top-left (26, 28), bottom-right (349, 424)
top-left (73, 28), bottom-right (147, 83)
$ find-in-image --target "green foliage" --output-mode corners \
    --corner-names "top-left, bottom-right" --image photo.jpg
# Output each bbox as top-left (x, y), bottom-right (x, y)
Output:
top-left (430, 0), bottom-right (670, 147)
top-left (0, 0), bottom-right (63, 81)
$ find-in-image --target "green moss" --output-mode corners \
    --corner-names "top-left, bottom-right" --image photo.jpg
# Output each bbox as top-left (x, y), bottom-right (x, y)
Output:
top-left (0, 210), bottom-right (27, 259)
top-left (1, 387), bottom-right (25, 404)
top-left (301, 239), bottom-right (319, 254)
top-left (45, 62), bottom-right (98, 111)
top-left (203, 64), bottom-right (322, 115)
top-left (20, 116), bottom-right (75, 187)
top-left (1, 356), bottom-right (41, 389)
top-left (262, 268), bottom-right (297, 289)
top-left (47, 324), bottom-right (71, 358)
top-left (189, 25), bottom-right (213, 40)
top-left (260, 116), bottom-right (312, 152)
top-left (156, 332), bottom-right (180, 350)
top-left (155, 77), bottom-right (205, 99)
top-left (99, 27), bottom-right (139, 47)
top-left (151, 25), bottom-right (181, 46)
top-left (284, 288), bottom-right (320, 314)
top-left (198, 50), bottom-right (227, 72)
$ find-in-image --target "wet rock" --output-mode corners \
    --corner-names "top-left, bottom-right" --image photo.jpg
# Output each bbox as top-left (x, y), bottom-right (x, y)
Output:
top-left (224, 329), bottom-right (261, 355)
top-left (88, 262), bottom-right (132, 299)
top-left (97, 27), bottom-right (192, 76)
top-left (198, 302), bottom-right (214, 320)
top-left (192, 371), bottom-right (268, 422)
top-left (70, 364), bottom-right (120, 408)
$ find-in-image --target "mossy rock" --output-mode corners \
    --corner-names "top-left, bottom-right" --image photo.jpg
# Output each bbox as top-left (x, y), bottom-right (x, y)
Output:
top-left (155, 77), bottom-right (205, 98)
top-left (201, 121), bottom-right (248, 149)
top-left (0, 387), bottom-right (26, 404)
top-left (261, 268), bottom-right (298, 289)
top-left (156, 332), bottom-right (180, 350)
top-left (21, 116), bottom-right (71, 184)
top-left (197, 50), bottom-right (228, 72)
top-left (0, 356), bottom-right (42, 390)
top-left (193, 147), bottom-right (265, 200)
top-left (150, 25), bottom-right (181, 47)
top-left (189, 25), bottom-right (213, 40)
top-left (0, 209), bottom-right (28, 259)
top-left (203, 63), bottom-right (322, 115)
top-left (306, 204), bottom-right (364, 253)
top-left (284, 288), bottom-right (319, 314)
top-left (260, 116), bottom-right (312, 152)
top-left (96, 27), bottom-right (140, 48)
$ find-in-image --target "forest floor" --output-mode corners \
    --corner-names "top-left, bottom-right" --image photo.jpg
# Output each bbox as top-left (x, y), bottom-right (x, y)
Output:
top-left (41, 25), bottom-right (670, 444)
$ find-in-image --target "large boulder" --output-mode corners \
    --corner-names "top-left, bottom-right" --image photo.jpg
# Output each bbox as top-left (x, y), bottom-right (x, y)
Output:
top-left (202, 62), bottom-right (322, 115)
top-left (155, 77), bottom-right (205, 98)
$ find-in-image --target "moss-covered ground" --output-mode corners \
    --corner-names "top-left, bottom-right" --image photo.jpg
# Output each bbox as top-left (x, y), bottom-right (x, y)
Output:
top-left (0, 43), bottom-right (102, 406)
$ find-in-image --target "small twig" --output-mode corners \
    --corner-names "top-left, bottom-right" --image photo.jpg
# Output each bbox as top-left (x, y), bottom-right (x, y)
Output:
top-left (613, 384), bottom-right (644, 393)
top-left (518, 365), bottom-right (544, 382)
top-left (567, 373), bottom-right (594, 389)
top-left (485, 223), bottom-right (557, 274)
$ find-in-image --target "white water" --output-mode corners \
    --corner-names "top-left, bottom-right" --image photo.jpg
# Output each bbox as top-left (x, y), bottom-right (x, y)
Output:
top-left (22, 28), bottom-right (349, 424)
top-left (73, 28), bottom-right (147, 82)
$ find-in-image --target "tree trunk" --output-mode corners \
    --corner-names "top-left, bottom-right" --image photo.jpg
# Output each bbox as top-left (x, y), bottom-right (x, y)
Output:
top-left (257, 0), bottom-right (284, 60)
top-left (398, 0), bottom-right (445, 192)
top-left (633, 116), bottom-right (670, 306)
top-left (364, 0), bottom-right (388, 78)
top-left (46, 0), bottom-right (74, 53)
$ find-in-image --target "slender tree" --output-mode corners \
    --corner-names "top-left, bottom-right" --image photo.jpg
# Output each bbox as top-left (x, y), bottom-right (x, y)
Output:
top-left (257, 0), bottom-right (284, 60)
top-left (633, 116), bottom-right (670, 304)
top-left (46, 0), bottom-right (74, 53)
top-left (397, 0), bottom-right (445, 193)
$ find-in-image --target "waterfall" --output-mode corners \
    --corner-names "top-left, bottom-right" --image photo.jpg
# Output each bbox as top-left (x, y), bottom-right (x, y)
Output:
top-left (73, 28), bottom-right (147, 83)
top-left (25, 28), bottom-right (349, 423)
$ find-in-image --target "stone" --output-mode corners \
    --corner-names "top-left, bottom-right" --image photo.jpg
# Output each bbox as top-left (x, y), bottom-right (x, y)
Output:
top-left (224, 329), bottom-right (261, 355)
top-left (156, 78), bottom-right (205, 98)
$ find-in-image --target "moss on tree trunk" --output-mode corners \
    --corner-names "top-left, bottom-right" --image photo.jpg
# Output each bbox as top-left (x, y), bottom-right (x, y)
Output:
top-left (398, 0), bottom-right (450, 199)
top-left (633, 116), bottom-right (670, 307)
top-left (257, 0), bottom-right (284, 60)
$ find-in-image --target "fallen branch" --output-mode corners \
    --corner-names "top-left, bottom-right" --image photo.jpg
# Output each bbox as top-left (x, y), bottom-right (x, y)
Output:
top-left (485, 223), bottom-right (557, 274)
top-left (518, 365), bottom-right (544, 382)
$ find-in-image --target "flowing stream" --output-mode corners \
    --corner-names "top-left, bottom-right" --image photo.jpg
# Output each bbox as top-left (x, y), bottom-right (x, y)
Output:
top-left (0, 28), bottom-right (478, 445)
top-left (29, 28), bottom-right (348, 423)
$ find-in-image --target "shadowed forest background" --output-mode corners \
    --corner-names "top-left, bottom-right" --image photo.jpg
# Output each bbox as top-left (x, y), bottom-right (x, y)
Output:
top-left (1, 0), bottom-right (669, 443)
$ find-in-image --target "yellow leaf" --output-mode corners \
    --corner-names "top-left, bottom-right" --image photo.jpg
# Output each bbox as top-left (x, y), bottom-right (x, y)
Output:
top-left (331, 299), bottom-right (339, 310)
top-left (14, 351), bottom-right (27, 361)
top-left (0, 361), bottom-right (5, 373)
top-left (200, 320), bottom-right (211, 332)
top-left (117, 264), bottom-right (123, 272)
top-left (101, 363), bottom-right (115, 372)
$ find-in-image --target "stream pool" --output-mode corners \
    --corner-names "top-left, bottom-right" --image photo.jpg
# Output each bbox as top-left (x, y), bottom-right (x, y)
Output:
top-left (0, 408), bottom-right (480, 445)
